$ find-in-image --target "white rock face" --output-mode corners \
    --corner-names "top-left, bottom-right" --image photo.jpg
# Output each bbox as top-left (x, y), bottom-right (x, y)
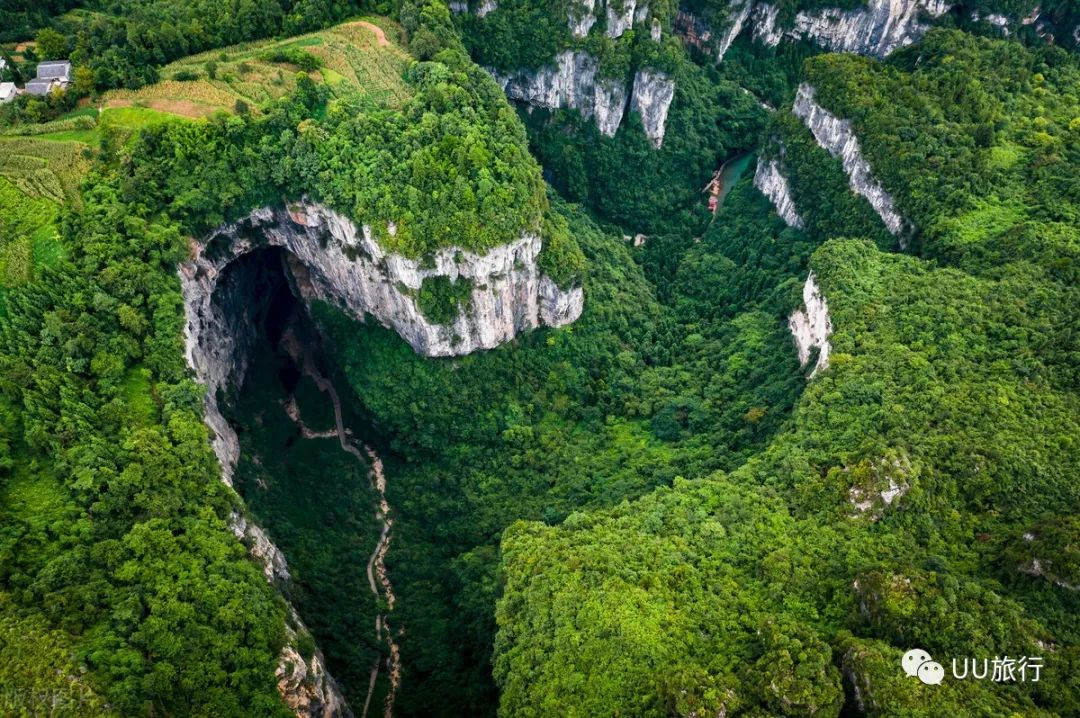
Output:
top-left (606, 0), bottom-right (637, 37)
top-left (230, 510), bottom-right (351, 717)
top-left (628, 68), bottom-right (676, 148)
top-left (752, 0), bottom-right (952, 58)
top-left (971, 9), bottom-right (1010, 35)
top-left (792, 83), bottom-right (906, 240)
top-left (231, 512), bottom-right (291, 583)
top-left (753, 156), bottom-right (804, 229)
top-left (478, 0), bottom-right (498, 17)
top-left (181, 202), bottom-right (582, 479)
top-left (569, 0), bottom-right (598, 38)
top-left (789, 271), bottom-right (832, 377)
top-left (717, 0), bottom-right (755, 60)
top-left (491, 50), bottom-right (629, 136)
top-left (750, 3), bottom-right (783, 46)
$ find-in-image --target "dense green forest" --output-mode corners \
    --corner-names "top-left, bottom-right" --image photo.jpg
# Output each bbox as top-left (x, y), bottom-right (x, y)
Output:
top-left (0, 0), bottom-right (1077, 717)
top-left (493, 27), bottom-right (1080, 718)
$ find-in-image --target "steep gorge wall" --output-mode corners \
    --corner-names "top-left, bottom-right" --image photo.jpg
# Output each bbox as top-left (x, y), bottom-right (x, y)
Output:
top-left (753, 154), bottom-right (804, 229)
top-left (181, 201), bottom-right (582, 480)
top-left (792, 83), bottom-right (907, 241)
top-left (700, 0), bottom-right (951, 60)
top-left (489, 52), bottom-right (676, 148)
top-left (179, 202), bottom-right (582, 717)
top-left (789, 271), bottom-right (832, 377)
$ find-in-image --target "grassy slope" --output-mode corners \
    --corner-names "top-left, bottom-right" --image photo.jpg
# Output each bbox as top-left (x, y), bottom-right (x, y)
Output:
top-left (100, 19), bottom-right (412, 119)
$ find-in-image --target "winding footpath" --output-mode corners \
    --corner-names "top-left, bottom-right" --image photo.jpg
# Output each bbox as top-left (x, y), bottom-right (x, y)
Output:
top-left (281, 329), bottom-right (401, 718)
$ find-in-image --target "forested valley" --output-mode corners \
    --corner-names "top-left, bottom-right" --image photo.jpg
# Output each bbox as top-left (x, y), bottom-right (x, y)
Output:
top-left (0, 0), bottom-right (1077, 717)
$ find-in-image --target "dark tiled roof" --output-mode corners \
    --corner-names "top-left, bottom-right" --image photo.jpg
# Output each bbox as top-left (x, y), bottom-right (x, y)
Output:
top-left (25, 79), bottom-right (55, 96)
top-left (36, 61), bottom-right (72, 80)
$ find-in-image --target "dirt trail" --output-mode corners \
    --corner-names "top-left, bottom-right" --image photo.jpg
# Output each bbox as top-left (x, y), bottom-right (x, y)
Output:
top-left (357, 21), bottom-right (390, 47)
top-left (280, 328), bottom-right (401, 718)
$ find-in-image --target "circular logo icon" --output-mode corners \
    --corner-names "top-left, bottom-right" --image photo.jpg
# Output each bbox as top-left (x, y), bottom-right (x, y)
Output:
top-left (917, 661), bottom-right (945, 685)
top-left (901, 648), bottom-right (933, 678)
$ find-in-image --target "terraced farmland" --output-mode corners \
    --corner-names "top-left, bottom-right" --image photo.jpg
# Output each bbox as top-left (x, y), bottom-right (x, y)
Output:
top-left (100, 19), bottom-right (412, 119)
top-left (0, 136), bottom-right (90, 206)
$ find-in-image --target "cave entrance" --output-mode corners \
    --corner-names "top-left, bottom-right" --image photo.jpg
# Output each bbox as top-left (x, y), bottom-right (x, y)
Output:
top-left (210, 246), bottom-right (390, 706)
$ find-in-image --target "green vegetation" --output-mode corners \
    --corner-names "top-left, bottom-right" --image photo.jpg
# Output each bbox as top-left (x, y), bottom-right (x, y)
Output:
top-left (0, 3), bottom-right (1077, 718)
top-left (493, 29), bottom-right (1080, 717)
top-left (0, 4), bottom-right (578, 714)
top-left (416, 275), bottom-right (474, 324)
top-left (100, 20), bottom-right (413, 120)
top-left (229, 338), bottom-right (383, 701)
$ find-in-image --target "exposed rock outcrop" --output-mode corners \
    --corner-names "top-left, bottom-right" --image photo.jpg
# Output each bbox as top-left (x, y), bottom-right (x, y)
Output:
top-left (565, 0), bottom-right (648, 38)
top-left (490, 54), bottom-right (675, 146)
top-left (792, 83), bottom-right (906, 241)
top-left (753, 155), bottom-right (804, 229)
top-left (231, 511), bottom-right (351, 718)
top-left (606, 0), bottom-right (637, 38)
top-left (789, 271), bottom-right (832, 377)
top-left (491, 50), bottom-right (629, 136)
top-left (717, 0), bottom-right (754, 60)
top-left (845, 452), bottom-right (914, 520)
top-left (970, 9), bottom-right (1010, 36)
top-left (275, 634), bottom-right (350, 718)
top-left (628, 69), bottom-right (676, 148)
top-left (569, 0), bottom-right (598, 37)
top-left (688, 0), bottom-right (950, 60)
top-left (181, 201), bottom-right (582, 478)
top-left (752, 0), bottom-right (951, 57)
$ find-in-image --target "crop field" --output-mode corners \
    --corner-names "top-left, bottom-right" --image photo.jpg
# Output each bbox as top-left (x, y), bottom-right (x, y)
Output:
top-left (0, 177), bottom-right (61, 290)
top-left (0, 134), bottom-right (90, 290)
top-left (0, 136), bottom-right (90, 206)
top-left (100, 19), bottom-right (412, 120)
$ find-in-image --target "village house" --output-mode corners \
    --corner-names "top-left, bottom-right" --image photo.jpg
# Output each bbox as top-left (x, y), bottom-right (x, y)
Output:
top-left (0, 82), bottom-right (18, 104)
top-left (25, 60), bottom-right (72, 96)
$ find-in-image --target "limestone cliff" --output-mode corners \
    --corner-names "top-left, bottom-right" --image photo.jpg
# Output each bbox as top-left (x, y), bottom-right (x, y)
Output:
top-left (792, 83), bottom-right (907, 242)
top-left (789, 271), bottom-right (832, 377)
top-left (686, 0), bottom-right (950, 60)
top-left (230, 512), bottom-right (351, 718)
top-left (753, 0), bottom-right (951, 57)
top-left (480, 0), bottom-right (674, 145)
top-left (566, 0), bottom-right (645, 39)
top-left (628, 69), bottom-right (676, 148)
top-left (491, 51), bottom-right (629, 136)
top-left (489, 55), bottom-right (675, 146)
top-left (181, 201), bottom-right (582, 478)
top-left (753, 155), bottom-right (804, 229)
top-left (180, 201), bottom-right (581, 717)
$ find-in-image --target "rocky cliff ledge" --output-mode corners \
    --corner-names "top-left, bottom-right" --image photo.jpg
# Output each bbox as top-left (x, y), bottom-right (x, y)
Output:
top-left (752, 0), bottom-right (951, 57)
top-left (683, 0), bottom-right (950, 60)
top-left (181, 201), bottom-right (582, 478)
top-left (753, 155), bottom-right (804, 229)
top-left (789, 271), bottom-right (832, 377)
top-left (231, 512), bottom-right (352, 718)
top-left (489, 52), bottom-right (675, 147)
top-left (565, 0), bottom-right (651, 39)
top-left (792, 83), bottom-right (906, 241)
top-left (492, 51), bottom-right (628, 136)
